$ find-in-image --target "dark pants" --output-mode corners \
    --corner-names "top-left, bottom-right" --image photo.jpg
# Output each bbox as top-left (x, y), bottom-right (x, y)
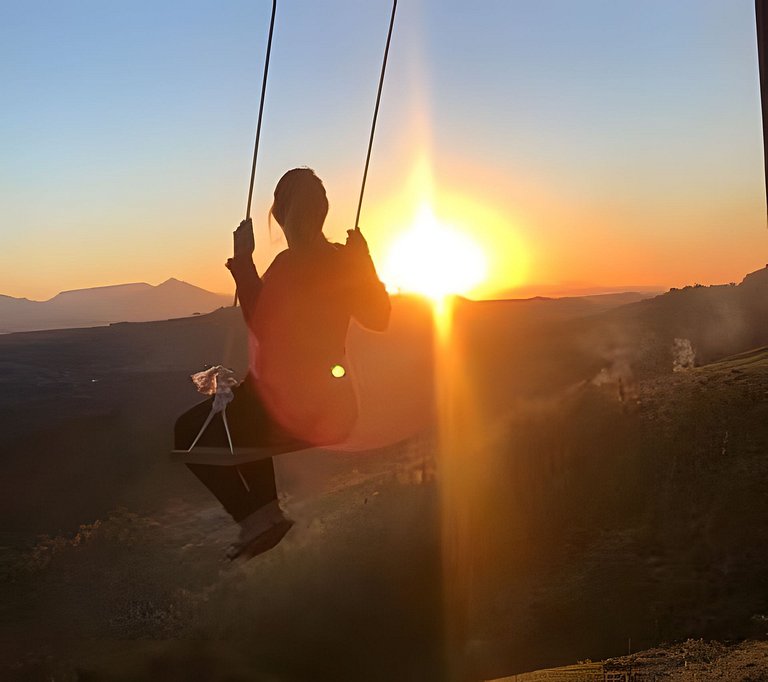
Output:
top-left (186, 460), bottom-right (277, 523)
top-left (174, 376), bottom-right (306, 523)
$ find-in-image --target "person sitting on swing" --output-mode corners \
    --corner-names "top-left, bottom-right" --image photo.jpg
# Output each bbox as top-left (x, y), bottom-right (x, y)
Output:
top-left (175, 167), bottom-right (391, 558)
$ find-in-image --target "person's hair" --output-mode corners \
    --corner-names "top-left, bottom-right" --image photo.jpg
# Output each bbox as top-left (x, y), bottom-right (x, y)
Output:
top-left (270, 167), bottom-right (329, 246)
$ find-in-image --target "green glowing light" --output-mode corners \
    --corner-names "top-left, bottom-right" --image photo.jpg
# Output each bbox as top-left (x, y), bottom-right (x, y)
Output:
top-left (331, 364), bottom-right (346, 378)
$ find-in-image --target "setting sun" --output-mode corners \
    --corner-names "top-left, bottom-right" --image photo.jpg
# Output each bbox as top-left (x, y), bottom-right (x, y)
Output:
top-left (381, 202), bottom-right (488, 301)
top-left (363, 153), bottom-right (530, 301)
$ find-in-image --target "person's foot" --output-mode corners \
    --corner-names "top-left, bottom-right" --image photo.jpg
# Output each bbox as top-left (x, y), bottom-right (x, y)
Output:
top-left (225, 501), bottom-right (294, 561)
top-left (237, 500), bottom-right (287, 541)
top-left (226, 517), bottom-right (294, 561)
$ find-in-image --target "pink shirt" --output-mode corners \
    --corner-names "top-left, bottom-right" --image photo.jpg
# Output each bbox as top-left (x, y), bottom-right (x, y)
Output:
top-left (229, 238), bottom-right (390, 445)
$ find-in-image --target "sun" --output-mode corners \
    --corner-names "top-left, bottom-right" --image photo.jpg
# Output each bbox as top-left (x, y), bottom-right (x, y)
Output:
top-left (381, 202), bottom-right (487, 302)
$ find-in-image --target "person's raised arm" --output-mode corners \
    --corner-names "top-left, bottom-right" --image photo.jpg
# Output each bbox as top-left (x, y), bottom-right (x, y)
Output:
top-left (345, 228), bottom-right (391, 331)
top-left (225, 219), bottom-right (262, 324)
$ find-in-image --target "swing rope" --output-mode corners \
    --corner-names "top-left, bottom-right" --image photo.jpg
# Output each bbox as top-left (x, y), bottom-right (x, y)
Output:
top-left (235, 0), bottom-right (397, 306)
top-left (178, 2), bottom-right (400, 463)
top-left (757, 0), bottom-right (768, 227)
top-left (245, 0), bottom-right (277, 221)
top-left (354, 0), bottom-right (398, 231)
top-left (234, 0), bottom-right (277, 307)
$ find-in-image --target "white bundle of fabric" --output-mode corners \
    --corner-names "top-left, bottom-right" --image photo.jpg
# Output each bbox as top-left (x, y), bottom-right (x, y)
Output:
top-left (186, 365), bottom-right (239, 454)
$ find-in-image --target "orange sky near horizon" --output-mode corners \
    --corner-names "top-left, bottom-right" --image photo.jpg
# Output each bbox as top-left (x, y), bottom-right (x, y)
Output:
top-left (5, 153), bottom-right (767, 302)
top-left (4, 140), bottom-right (767, 302)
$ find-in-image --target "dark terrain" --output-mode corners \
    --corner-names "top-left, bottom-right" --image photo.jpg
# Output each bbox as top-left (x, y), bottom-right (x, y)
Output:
top-left (2, 272), bottom-right (768, 680)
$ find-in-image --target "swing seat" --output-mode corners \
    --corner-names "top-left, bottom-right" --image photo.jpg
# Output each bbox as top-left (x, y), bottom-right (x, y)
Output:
top-left (170, 444), bottom-right (318, 466)
top-left (172, 378), bottom-right (315, 466)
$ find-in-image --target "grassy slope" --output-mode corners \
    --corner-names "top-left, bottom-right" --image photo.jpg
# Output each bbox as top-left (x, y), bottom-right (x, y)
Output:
top-left (468, 348), bottom-right (768, 678)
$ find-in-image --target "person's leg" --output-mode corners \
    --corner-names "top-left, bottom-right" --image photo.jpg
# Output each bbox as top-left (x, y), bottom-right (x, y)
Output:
top-left (186, 463), bottom-right (261, 523)
top-left (236, 457), bottom-right (291, 540)
top-left (175, 378), bottom-right (295, 557)
top-left (184, 458), bottom-right (280, 522)
top-left (186, 461), bottom-right (291, 560)
top-left (237, 458), bottom-right (278, 509)
top-left (178, 393), bottom-right (280, 523)
top-left (230, 458), bottom-right (287, 544)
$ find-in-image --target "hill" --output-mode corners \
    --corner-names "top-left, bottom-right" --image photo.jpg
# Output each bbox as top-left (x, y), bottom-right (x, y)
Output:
top-left (0, 278), bottom-right (230, 333)
top-left (593, 265), bottom-right (768, 372)
top-left (464, 345), bottom-right (768, 677)
top-left (451, 266), bottom-right (768, 416)
top-left (2, 277), bottom-right (768, 679)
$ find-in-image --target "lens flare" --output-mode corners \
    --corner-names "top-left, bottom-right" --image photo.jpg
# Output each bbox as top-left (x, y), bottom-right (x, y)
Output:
top-left (381, 202), bottom-right (487, 301)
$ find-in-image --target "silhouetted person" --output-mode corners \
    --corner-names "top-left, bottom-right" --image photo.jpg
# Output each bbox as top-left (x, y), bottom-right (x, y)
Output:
top-left (175, 168), bottom-right (390, 558)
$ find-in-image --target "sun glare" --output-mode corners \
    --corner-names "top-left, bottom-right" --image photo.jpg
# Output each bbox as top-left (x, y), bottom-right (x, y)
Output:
top-left (381, 203), bottom-right (487, 302)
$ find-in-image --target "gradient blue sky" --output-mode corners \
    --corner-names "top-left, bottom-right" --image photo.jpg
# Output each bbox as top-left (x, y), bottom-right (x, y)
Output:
top-left (2, 0), bottom-right (766, 299)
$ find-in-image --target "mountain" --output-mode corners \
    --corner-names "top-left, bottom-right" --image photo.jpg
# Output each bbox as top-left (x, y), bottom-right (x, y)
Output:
top-left (0, 278), bottom-right (231, 334)
top-left (584, 265), bottom-right (768, 374)
top-left (499, 283), bottom-right (664, 299)
top-left (441, 266), bottom-right (768, 418)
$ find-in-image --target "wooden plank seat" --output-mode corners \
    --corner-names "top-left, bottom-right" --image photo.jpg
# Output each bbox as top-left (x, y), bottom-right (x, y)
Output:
top-left (170, 444), bottom-right (319, 466)
top-left (172, 377), bottom-right (315, 466)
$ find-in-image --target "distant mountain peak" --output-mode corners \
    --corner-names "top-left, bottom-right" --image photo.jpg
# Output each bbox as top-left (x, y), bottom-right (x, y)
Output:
top-left (0, 278), bottom-right (231, 333)
top-left (156, 277), bottom-right (215, 293)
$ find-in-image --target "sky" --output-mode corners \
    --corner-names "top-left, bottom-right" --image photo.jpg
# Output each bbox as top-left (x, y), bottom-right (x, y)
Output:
top-left (2, 0), bottom-right (767, 300)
